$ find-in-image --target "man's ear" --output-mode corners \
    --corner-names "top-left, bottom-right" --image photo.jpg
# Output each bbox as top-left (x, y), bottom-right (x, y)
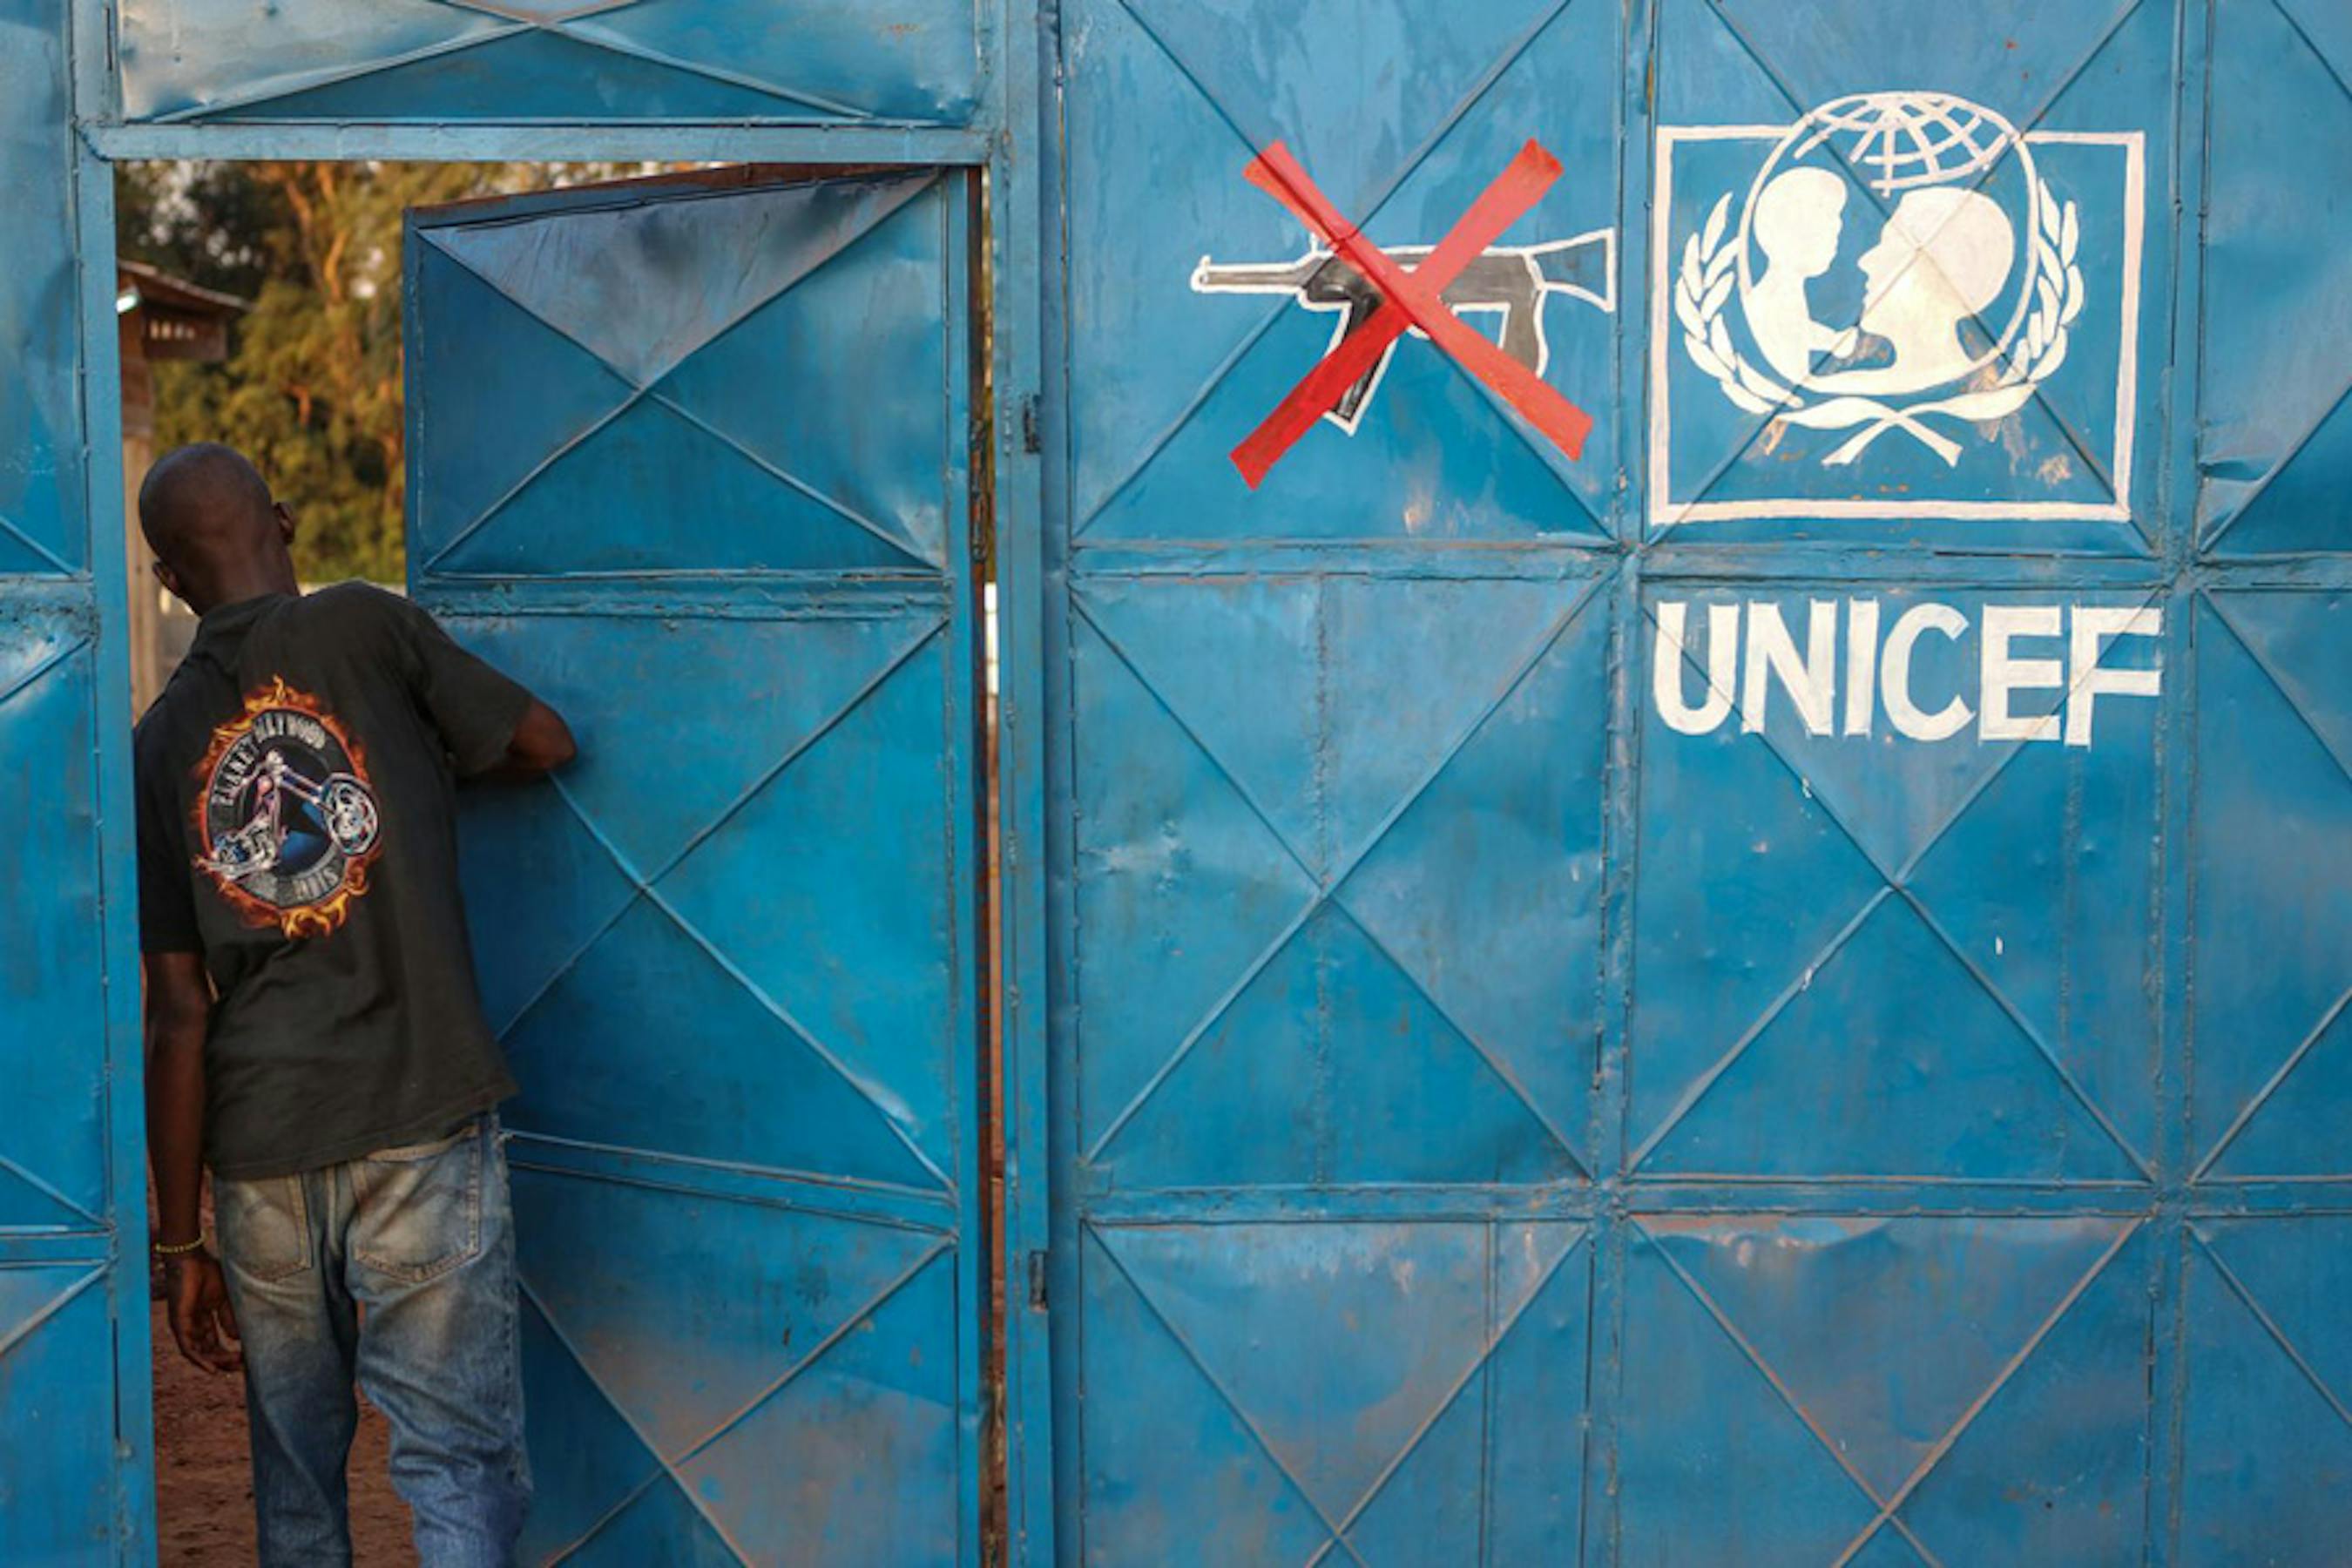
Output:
top-left (274, 499), bottom-right (297, 546)
top-left (151, 558), bottom-right (184, 605)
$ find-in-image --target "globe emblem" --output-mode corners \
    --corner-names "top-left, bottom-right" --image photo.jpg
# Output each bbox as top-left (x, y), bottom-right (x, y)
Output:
top-left (1791, 91), bottom-right (2020, 195)
top-left (1676, 89), bottom-right (2084, 467)
top-left (1730, 91), bottom-right (2042, 398)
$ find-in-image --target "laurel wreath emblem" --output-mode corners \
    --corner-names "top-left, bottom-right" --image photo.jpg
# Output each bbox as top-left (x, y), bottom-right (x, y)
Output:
top-left (1676, 176), bottom-right (2084, 466)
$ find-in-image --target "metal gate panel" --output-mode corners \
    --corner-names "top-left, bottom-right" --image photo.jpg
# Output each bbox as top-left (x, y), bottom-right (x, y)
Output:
top-left (2196, 0), bottom-right (2352, 558)
top-left (114, 0), bottom-right (982, 127)
top-left (2175, 2), bottom-right (2352, 1559)
top-left (1027, 0), bottom-right (2352, 1560)
top-left (408, 170), bottom-right (985, 1566)
top-left (1047, 1), bottom-right (1624, 1560)
top-left (0, 0), bottom-right (152, 1556)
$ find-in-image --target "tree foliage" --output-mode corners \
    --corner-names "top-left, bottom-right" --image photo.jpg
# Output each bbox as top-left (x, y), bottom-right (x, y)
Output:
top-left (117, 161), bottom-right (653, 583)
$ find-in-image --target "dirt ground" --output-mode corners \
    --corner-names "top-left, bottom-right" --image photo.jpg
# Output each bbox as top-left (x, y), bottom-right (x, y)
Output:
top-left (151, 1298), bottom-right (417, 1566)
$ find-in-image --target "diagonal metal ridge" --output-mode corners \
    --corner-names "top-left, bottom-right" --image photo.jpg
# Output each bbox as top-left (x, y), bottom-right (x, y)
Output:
top-left (517, 1279), bottom-right (754, 1568)
top-left (420, 390), bottom-right (641, 574)
top-left (653, 618), bottom-right (945, 882)
top-left (1897, 889), bottom-right (2155, 1179)
top-left (1890, 582), bottom-right (2167, 885)
top-left (662, 1239), bottom-right (953, 1473)
top-left (1071, 596), bottom-right (1323, 886)
top-left (1641, 583), bottom-right (2078, 893)
top-left (1084, 578), bottom-right (1605, 1165)
top-left (537, 21), bottom-right (876, 120)
top-left (1628, 591), bottom-right (2162, 1177)
top-left (645, 882), bottom-right (957, 1193)
top-left (645, 389), bottom-right (934, 569)
top-left (2193, 1227), bottom-right (2352, 1437)
top-left (436, 0), bottom-right (645, 24)
top-left (417, 166), bottom-right (937, 386)
top-left (2200, 366), bottom-right (2352, 554)
top-left (493, 618), bottom-right (943, 1044)
top-left (500, 812), bottom-right (958, 1198)
top-left (0, 633), bottom-right (88, 712)
top-left (1087, 1227), bottom-right (1372, 1567)
top-left (2272, 0), bottom-right (2352, 106)
top-left (1076, 0), bottom-right (1581, 535)
top-left (529, 1241), bottom-right (961, 1559)
top-left (1338, 903), bottom-right (1592, 1175)
top-left (1629, 887), bottom-right (1895, 1172)
top-left (419, 174), bottom-right (942, 575)
top-left (0, 1152), bottom-right (106, 1232)
top-left (152, 21), bottom-right (532, 124)
top-left (1661, 0), bottom-right (2145, 531)
top-left (1640, 1223), bottom-right (1947, 1565)
top-left (0, 511), bottom-right (74, 578)
top-left (2193, 982), bottom-right (2352, 1182)
top-left (0, 1264), bottom-right (105, 1366)
top-left (1828, 1219), bottom-right (2140, 1566)
top-left (1436, 337), bottom-right (1612, 531)
top-left (1302, 1227), bottom-right (1590, 1565)
top-left (2182, 0), bottom-right (2352, 554)
top-left (2200, 588), bottom-right (2352, 794)
top-left (163, 0), bottom-right (877, 125)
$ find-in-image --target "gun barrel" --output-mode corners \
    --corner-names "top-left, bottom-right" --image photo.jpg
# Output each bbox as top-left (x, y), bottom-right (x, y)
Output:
top-left (1191, 254), bottom-right (1328, 294)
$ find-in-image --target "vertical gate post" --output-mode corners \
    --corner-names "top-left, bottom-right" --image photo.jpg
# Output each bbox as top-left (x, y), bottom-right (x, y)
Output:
top-left (0, 0), bottom-right (156, 1559)
top-left (992, 0), bottom-right (1061, 1558)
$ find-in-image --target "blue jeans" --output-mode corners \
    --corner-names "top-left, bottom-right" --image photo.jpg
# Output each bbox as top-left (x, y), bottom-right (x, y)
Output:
top-left (213, 1116), bottom-right (530, 1567)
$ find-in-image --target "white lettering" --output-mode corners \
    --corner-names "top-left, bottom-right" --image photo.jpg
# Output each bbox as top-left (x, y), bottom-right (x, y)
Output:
top-left (1981, 605), bottom-right (2065, 742)
top-left (1741, 600), bottom-right (1837, 735)
top-left (1653, 601), bottom-right (1738, 735)
top-left (2065, 605), bottom-right (2162, 747)
top-left (1882, 603), bottom-right (1973, 741)
top-left (1649, 598), bottom-right (2164, 747)
top-left (1843, 598), bottom-right (1880, 736)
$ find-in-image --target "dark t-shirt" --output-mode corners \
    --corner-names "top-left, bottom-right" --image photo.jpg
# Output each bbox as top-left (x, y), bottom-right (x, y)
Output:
top-left (135, 584), bottom-right (529, 1179)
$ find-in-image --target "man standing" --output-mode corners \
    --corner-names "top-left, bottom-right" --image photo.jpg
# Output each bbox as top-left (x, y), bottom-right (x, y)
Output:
top-left (135, 443), bottom-right (576, 1565)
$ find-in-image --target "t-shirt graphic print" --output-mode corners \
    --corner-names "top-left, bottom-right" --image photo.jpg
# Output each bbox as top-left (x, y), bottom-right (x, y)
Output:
top-left (192, 675), bottom-right (383, 938)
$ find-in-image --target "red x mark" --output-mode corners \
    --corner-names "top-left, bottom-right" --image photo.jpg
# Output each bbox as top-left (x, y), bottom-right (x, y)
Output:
top-left (1232, 139), bottom-right (1596, 487)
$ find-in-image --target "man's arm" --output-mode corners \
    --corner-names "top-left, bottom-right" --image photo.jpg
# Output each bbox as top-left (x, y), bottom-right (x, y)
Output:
top-left (145, 950), bottom-right (239, 1374)
top-left (375, 591), bottom-right (577, 781)
top-left (483, 696), bottom-right (577, 781)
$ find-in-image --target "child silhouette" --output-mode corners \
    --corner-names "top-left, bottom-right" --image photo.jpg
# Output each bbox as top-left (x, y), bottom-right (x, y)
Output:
top-left (1745, 167), bottom-right (1860, 383)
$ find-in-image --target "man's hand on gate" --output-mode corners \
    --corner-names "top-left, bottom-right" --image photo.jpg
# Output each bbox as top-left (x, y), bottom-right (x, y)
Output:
top-left (164, 1252), bottom-right (241, 1375)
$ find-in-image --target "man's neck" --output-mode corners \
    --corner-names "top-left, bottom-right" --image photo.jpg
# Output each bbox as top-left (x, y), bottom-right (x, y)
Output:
top-left (191, 566), bottom-right (298, 617)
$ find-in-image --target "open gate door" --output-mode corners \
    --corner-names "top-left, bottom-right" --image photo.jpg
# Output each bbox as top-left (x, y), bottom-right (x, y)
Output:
top-left (404, 170), bottom-right (984, 1565)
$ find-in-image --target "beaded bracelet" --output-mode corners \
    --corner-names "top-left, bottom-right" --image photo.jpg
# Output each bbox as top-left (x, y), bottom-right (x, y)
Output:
top-left (152, 1235), bottom-right (206, 1258)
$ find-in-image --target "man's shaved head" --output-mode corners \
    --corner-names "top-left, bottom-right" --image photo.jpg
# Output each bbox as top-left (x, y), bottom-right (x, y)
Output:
top-left (139, 443), bottom-right (298, 613)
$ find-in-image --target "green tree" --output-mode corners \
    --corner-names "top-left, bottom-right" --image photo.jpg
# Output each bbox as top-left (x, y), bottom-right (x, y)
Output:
top-left (118, 161), bottom-right (654, 583)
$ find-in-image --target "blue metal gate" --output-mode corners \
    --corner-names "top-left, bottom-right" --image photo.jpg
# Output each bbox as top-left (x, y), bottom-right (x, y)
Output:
top-left (404, 170), bottom-right (987, 1564)
top-left (0, 0), bottom-right (152, 1558)
top-left (9, 0), bottom-right (2352, 1556)
top-left (1017, 0), bottom-right (2352, 1560)
top-left (0, 0), bottom-right (1031, 1555)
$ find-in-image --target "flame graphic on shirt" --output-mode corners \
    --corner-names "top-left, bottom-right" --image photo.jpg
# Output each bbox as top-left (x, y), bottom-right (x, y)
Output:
top-left (190, 676), bottom-right (382, 939)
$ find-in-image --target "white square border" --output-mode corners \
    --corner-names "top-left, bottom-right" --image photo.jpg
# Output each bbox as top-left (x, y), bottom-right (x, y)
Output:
top-left (1646, 125), bottom-right (2146, 528)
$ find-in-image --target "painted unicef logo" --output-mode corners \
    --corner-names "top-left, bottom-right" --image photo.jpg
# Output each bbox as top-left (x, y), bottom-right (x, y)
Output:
top-left (1652, 90), bottom-right (2145, 524)
top-left (193, 677), bottom-right (382, 938)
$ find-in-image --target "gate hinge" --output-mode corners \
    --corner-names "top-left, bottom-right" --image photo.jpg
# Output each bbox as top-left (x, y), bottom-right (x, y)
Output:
top-left (1020, 395), bottom-right (1042, 456)
top-left (1026, 1249), bottom-right (1050, 1311)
